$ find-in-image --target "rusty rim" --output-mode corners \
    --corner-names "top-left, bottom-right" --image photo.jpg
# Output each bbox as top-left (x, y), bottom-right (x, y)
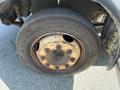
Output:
top-left (31, 33), bottom-right (85, 71)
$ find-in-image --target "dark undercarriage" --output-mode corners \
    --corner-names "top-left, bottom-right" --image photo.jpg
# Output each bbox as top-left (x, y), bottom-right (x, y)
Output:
top-left (0, 0), bottom-right (107, 26)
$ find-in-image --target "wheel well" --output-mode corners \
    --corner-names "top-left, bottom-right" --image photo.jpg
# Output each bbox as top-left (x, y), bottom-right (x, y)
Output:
top-left (59, 0), bottom-right (107, 23)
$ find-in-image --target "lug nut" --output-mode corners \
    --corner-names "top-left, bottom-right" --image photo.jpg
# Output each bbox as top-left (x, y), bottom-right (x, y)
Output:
top-left (55, 66), bottom-right (59, 70)
top-left (46, 63), bottom-right (50, 67)
top-left (70, 57), bottom-right (75, 62)
top-left (65, 64), bottom-right (69, 68)
top-left (44, 48), bottom-right (50, 52)
top-left (40, 56), bottom-right (45, 60)
top-left (66, 49), bottom-right (72, 54)
top-left (56, 44), bottom-right (62, 49)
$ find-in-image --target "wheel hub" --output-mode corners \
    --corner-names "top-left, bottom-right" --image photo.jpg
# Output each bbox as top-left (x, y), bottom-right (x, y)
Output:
top-left (46, 48), bottom-right (70, 65)
top-left (36, 34), bottom-right (81, 70)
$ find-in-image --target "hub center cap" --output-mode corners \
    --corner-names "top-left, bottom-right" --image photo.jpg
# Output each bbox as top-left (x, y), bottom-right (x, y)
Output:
top-left (49, 50), bottom-right (64, 61)
top-left (46, 49), bottom-right (70, 66)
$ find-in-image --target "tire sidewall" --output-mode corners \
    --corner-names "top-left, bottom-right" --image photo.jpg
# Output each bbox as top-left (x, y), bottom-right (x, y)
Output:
top-left (16, 8), bottom-right (100, 75)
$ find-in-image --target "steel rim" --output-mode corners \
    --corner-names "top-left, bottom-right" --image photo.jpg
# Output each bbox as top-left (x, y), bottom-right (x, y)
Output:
top-left (31, 33), bottom-right (85, 71)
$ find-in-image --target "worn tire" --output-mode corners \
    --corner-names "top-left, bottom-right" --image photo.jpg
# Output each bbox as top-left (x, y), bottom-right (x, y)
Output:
top-left (16, 8), bottom-right (100, 76)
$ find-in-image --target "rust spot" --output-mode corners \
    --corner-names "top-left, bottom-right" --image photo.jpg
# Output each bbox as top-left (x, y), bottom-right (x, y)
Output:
top-left (40, 56), bottom-right (45, 60)
top-left (46, 63), bottom-right (50, 67)
top-left (70, 58), bottom-right (75, 62)
top-left (66, 49), bottom-right (72, 54)
top-left (55, 66), bottom-right (59, 70)
top-left (56, 44), bottom-right (62, 49)
top-left (65, 64), bottom-right (69, 68)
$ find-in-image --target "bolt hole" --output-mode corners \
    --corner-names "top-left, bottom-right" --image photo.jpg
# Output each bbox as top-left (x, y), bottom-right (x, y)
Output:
top-left (63, 35), bottom-right (74, 43)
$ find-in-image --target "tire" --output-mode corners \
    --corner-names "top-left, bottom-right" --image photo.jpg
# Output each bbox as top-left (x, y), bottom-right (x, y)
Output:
top-left (16, 8), bottom-right (100, 76)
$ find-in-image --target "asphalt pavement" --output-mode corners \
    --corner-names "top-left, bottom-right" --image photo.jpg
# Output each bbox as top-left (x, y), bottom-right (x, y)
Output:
top-left (0, 22), bottom-right (119, 90)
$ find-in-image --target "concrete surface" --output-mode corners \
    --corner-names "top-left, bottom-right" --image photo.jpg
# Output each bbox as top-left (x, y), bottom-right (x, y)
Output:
top-left (0, 23), bottom-right (119, 90)
top-left (0, 0), bottom-right (120, 89)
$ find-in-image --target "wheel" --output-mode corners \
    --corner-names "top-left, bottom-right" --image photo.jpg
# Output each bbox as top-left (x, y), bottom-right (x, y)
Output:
top-left (16, 8), bottom-right (100, 76)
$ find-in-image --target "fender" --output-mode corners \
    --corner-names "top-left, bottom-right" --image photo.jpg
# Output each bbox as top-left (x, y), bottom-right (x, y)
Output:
top-left (92, 0), bottom-right (120, 69)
